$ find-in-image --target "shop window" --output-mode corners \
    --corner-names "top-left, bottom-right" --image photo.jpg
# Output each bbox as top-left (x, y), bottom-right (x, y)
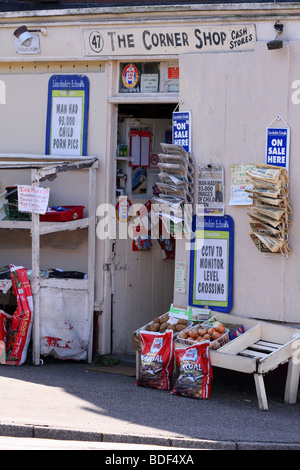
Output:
top-left (119, 62), bottom-right (160, 93)
top-left (118, 61), bottom-right (179, 94)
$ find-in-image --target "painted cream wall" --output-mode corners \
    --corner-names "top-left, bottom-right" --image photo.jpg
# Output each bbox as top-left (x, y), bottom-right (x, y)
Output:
top-left (0, 66), bottom-right (108, 321)
top-left (174, 40), bottom-right (300, 324)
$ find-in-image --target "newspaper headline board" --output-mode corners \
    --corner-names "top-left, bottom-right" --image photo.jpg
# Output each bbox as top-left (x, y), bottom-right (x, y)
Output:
top-left (189, 215), bottom-right (234, 313)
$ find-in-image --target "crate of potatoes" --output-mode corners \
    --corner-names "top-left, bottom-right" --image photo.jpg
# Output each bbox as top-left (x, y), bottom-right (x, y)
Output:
top-left (132, 312), bottom-right (193, 351)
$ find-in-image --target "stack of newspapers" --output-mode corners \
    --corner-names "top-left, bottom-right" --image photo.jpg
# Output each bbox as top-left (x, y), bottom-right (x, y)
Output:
top-left (245, 163), bottom-right (292, 256)
top-left (152, 143), bottom-right (194, 234)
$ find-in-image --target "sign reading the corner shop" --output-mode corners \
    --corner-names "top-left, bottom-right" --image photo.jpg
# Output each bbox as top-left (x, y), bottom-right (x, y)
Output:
top-left (83, 24), bottom-right (255, 56)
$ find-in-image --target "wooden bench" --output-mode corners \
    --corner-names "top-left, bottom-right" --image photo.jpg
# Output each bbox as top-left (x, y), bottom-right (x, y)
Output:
top-left (209, 313), bottom-right (300, 410)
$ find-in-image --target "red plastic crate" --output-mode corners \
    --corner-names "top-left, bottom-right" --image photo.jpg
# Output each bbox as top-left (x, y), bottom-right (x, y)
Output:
top-left (40, 206), bottom-right (85, 222)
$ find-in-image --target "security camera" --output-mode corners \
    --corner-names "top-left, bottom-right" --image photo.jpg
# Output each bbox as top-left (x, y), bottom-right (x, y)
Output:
top-left (14, 26), bottom-right (33, 47)
top-left (267, 39), bottom-right (283, 50)
top-left (267, 21), bottom-right (284, 50)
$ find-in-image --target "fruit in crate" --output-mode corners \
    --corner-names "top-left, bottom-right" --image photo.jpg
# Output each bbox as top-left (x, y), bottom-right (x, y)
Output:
top-left (178, 320), bottom-right (227, 349)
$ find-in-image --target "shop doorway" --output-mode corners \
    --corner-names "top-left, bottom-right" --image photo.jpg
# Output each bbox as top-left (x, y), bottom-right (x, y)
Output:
top-left (112, 102), bottom-right (176, 354)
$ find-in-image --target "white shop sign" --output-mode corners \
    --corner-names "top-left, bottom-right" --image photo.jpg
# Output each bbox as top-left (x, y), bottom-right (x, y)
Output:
top-left (83, 24), bottom-right (256, 56)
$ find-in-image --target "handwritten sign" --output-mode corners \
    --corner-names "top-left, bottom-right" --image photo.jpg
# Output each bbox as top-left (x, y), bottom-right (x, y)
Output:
top-left (18, 185), bottom-right (50, 214)
top-left (229, 164), bottom-right (255, 205)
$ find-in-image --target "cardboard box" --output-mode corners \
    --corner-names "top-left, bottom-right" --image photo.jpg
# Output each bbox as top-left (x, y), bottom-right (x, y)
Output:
top-left (228, 324), bottom-right (245, 341)
top-left (169, 304), bottom-right (210, 322)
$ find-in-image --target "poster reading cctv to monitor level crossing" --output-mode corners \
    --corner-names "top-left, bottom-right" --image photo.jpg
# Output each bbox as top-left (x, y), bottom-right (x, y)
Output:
top-left (189, 215), bottom-right (234, 313)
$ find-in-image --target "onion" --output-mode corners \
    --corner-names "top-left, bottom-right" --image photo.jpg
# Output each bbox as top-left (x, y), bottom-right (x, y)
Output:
top-left (215, 322), bottom-right (225, 334)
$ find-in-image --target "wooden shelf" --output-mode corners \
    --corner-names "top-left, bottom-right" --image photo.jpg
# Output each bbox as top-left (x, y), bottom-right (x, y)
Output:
top-left (0, 155), bottom-right (98, 365)
top-left (0, 217), bottom-right (90, 234)
top-left (40, 278), bottom-right (88, 290)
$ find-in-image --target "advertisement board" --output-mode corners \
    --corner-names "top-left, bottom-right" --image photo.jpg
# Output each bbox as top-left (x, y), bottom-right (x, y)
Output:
top-left (189, 215), bottom-right (234, 313)
top-left (45, 75), bottom-right (89, 156)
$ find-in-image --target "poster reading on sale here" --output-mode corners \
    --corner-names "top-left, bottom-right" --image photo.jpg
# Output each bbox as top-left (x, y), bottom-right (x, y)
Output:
top-left (266, 127), bottom-right (290, 171)
top-left (172, 111), bottom-right (191, 153)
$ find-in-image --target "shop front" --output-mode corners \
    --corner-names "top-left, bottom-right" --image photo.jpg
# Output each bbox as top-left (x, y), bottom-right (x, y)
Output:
top-left (0, 3), bottom-right (300, 368)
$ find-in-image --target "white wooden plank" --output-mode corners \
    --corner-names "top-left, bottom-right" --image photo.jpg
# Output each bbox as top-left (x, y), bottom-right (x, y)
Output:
top-left (250, 342), bottom-right (280, 354)
top-left (0, 153), bottom-right (97, 161)
top-left (40, 278), bottom-right (88, 290)
top-left (260, 323), bottom-right (297, 345)
top-left (87, 167), bottom-right (97, 364)
top-left (0, 220), bottom-right (32, 229)
top-left (31, 169), bottom-right (41, 367)
top-left (209, 350), bottom-right (257, 373)
top-left (284, 355), bottom-right (300, 405)
top-left (256, 340), bottom-right (282, 350)
top-left (38, 218), bottom-right (90, 235)
top-left (0, 218), bottom-right (90, 233)
top-left (254, 374), bottom-right (268, 411)
top-left (239, 349), bottom-right (268, 359)
top-left (218, 324), bottom-right (262, 355)
top-left (258, 338), bottom-right (300, 374)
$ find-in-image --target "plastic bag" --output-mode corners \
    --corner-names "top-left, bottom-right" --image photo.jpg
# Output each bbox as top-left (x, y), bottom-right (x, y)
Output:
top-left (171, 342), bottom-right (213, 399)
top-left (0, 310), bottom-right (12, 364)
top-left (136, 330), bottom-right (174, 390)
top-left (6, 265), bottom-right (34, 366)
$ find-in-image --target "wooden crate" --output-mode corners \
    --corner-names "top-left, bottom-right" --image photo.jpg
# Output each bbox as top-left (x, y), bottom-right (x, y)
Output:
top-left (209, 313), bottom-right (300, 411)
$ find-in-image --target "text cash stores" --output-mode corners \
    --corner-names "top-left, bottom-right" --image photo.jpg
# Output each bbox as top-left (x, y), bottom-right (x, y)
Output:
top-left (83, 24), bottom-right (255, 56)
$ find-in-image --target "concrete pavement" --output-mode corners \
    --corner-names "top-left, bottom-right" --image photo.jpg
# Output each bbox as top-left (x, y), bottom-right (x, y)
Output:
top-left (0, 354), bottom-right (299, 450)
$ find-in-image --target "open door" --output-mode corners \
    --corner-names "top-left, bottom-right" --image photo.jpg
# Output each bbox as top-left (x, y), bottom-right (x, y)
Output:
top-left (112, 103), bottom-right (176, 354)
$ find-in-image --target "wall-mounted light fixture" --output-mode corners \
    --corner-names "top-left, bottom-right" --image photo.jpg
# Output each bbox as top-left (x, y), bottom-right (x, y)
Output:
top-left (13, 25), bottom-right (47, 47)
top-left (267, 21), bottom-right (284, 50)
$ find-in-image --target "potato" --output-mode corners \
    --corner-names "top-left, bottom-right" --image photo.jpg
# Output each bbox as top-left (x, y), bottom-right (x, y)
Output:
top-left (175, 324), bottom-right (186, 332)
top-left (150, 322), bottom-right (160, 332)
top-left (176, 318), bottom-right (187, 325)
top-left (159, 322), bottom-right (168, 332)
top-left (160, 314), bottom-right (169, 324)
top-left (167, 324), bottom-right (176, 332)
top-left (144, 324), bottom-right (150, 331)
top-left (152, 317), bottom-right (160, 324)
